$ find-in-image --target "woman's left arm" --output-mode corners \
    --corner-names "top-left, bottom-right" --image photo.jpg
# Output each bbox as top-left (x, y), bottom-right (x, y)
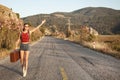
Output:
top-left (30, 19), bottom-right (46, 34)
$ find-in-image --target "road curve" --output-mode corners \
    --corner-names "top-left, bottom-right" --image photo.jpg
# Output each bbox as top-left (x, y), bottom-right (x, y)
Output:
top-left (0, 36), bottom-right (120, 80)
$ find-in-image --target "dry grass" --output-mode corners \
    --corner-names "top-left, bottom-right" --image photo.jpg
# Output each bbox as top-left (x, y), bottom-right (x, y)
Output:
top-left (97, 35), bottom-right (120, 42)
top-left (83, 41), bottom-right (120, 58)
top-left (66, 35), bottom-right (120, 59)
top-left (30, 27), bottom-right (43, 42)
top-left (0, 49), bottom-right (9, 59)
top-left (97, 35), bottom-right (120, 51)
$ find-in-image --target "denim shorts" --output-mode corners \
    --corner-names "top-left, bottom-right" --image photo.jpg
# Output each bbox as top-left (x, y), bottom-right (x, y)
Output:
top-left (20, 43), bottom-right (29, 51)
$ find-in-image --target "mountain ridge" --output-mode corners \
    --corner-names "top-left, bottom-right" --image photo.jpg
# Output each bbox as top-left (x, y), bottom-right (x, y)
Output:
top-left (23, 7), bottom-right (120, 34)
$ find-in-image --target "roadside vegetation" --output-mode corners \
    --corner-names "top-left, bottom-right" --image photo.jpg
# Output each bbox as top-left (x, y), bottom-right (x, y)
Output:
top-left (52, 25), bottom-right (120, 59)
top-left (65, 32), bottom-right (120, 59)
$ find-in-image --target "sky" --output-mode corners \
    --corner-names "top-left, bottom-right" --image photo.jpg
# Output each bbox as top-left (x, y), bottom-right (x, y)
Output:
top-left (0, 0), bottom-right (120, 18)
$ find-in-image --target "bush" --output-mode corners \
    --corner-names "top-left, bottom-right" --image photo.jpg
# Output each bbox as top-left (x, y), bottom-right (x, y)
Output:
top-left (39, 27), bottom-right (46, 34)
top-left (31, 30), bottom-right (43, 42)
top-left (110, 41), bottom-right (120, 52)
top-left (0, 27), bottom-right (19, 50)
top-left (87, 34), bottom-right (96, 42)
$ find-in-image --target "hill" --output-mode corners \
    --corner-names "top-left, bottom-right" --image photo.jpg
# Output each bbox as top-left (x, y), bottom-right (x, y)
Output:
top-left (0, 4), bottom-right (23, 51)
top-left (72, 7), bottom-right (120, 16)
top-left (22, 7), bottom-right (120, 35)
top-left (0, 4), bottom-right (23, 30)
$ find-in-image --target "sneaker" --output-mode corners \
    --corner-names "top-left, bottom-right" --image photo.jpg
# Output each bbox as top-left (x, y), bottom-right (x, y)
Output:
top-left (23, 67), bottom-right (25, 74)
top-left (23, 67), bottom-right (26, 77)
top-left (23, 70), bottom-right (27, 77)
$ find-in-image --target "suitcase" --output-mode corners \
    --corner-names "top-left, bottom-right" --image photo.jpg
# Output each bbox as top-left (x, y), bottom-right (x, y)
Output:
top-left (10, 49), bottom-right (20, 62)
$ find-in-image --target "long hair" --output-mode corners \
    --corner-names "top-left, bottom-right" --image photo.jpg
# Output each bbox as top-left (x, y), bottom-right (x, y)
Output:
top-left (23, 23), bottom-right (30, 33)
top-left (23, 27), bottom-right (25, 31)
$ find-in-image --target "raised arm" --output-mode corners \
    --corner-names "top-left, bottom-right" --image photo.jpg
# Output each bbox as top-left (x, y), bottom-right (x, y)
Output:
top-left (30, 20), bottom-right (46, 34)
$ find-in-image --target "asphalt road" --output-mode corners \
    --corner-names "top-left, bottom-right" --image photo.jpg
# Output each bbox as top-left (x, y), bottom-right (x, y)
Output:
top-left (0, 36), bottom-right (120, 80)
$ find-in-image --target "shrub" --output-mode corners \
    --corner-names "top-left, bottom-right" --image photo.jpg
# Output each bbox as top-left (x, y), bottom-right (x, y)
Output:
top-left (87, 34), bottom-right (96, 42)
top-left (0, 27), bottom-right (19, 50)
top-left (31, 30), bottom-right (43, 42)
top-left (39, 27), bottom-right (46, 34)
top-left (110, 40), bottom-right (120, 52)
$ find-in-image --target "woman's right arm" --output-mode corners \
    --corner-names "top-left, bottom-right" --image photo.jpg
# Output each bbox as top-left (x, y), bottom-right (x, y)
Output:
top-left (15, 33), bottom-right (21, 49)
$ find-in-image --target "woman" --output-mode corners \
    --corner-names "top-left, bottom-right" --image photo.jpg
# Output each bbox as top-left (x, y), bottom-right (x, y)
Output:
top-left (15, 20), bottom-right (46, 77)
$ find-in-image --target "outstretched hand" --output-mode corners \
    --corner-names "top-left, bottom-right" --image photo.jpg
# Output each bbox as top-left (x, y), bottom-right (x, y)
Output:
top-left (42, 19), bottom-right (46, 24)
top-left (30, 19), bottom-right (46, 33)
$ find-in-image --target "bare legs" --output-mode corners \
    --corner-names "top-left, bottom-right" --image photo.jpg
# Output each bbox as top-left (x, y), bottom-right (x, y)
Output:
top-left (20, 50), bottom-right (24, 67)
top-left (24, 51), bottom-right (29, 72)
top-left (20, 50), bottom-right (29, 77)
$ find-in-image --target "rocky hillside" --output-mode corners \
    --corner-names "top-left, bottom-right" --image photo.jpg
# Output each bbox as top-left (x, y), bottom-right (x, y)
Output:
top-left (0, 4), bottom-right (23, 30)
top-left (0, 4), bottom-right (23, 50)
top-left (22, 7), bottom-right (120, 34)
